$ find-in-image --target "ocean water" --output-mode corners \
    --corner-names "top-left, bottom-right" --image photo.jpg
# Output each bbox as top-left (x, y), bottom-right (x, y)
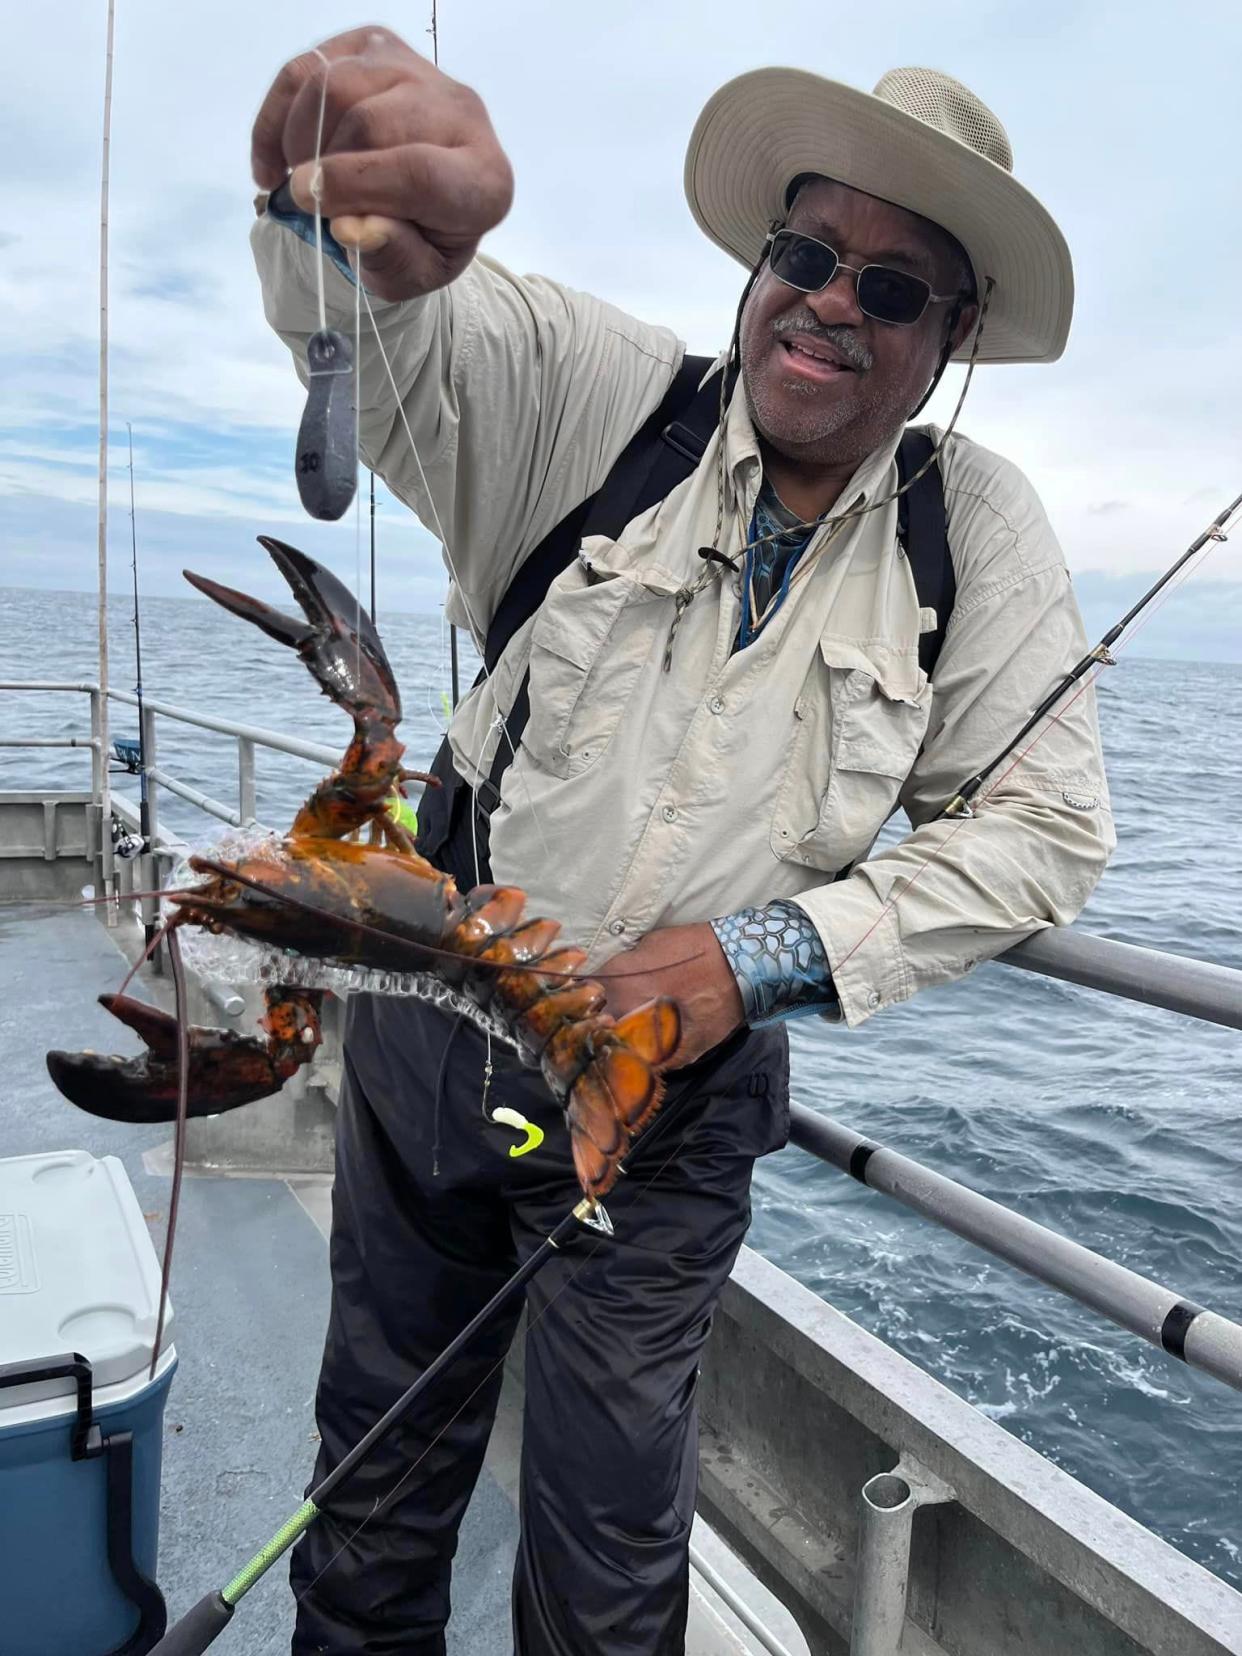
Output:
top-left (2, 582), bottom-right (1240, 1589)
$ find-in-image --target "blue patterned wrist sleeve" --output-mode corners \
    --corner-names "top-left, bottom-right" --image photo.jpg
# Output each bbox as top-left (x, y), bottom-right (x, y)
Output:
top-left (710, 901), bottom-right (839, 1026)
top-left (266, 185), bottom-right (359, 287)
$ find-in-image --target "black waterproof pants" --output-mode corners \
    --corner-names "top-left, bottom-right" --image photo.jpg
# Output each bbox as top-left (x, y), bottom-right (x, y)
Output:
top-left (289, 993), bottom-right (789, 1656)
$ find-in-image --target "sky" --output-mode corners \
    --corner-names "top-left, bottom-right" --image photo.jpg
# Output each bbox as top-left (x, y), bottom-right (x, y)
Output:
top-left (3, 0), bottom-right (1241, 658)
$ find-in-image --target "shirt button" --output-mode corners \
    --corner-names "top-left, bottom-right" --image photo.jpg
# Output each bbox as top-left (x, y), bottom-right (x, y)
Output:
top-left (662, 804), bottom-right (677, 823)
top-left (866, 988), bottom-right (882, 1010)
top-left (608, 919), bottom-right (626, 936)
top-left (708, 695), bottom-right (725, 715)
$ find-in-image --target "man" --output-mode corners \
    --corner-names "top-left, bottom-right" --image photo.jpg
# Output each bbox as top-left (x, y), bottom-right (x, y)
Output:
top-left (250, 28), bottom-right (1112, 1654)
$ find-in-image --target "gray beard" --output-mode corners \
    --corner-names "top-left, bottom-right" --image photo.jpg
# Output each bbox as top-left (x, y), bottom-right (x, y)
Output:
top-left (740, 315), bottom-right (922, 463)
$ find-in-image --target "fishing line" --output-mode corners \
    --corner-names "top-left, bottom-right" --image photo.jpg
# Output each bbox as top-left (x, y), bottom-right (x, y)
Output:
top-left (353, 246), bottom-right (364, 699)
top-left (354, 275), bottom-right (556, 879)
top-left (149, 924), bottom-right (189, 1382)
top-left (308, 48), bottom-right (332, 337)
top-left (115, 912), bottom-right (178, 998)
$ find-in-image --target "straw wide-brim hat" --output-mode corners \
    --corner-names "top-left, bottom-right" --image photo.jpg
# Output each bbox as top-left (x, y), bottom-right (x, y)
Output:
top-left (684, 67), bottom-right (1073, 365)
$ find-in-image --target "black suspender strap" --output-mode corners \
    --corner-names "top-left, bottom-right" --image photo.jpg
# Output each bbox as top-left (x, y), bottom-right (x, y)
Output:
top-left (581, 356), bottom-right (726, 541)
top-left (418, 402), bottom-right (956, 890)
top-left (416, 353), bottom-right (720, 882)
top-left (474, 354), bottom-right (722, 817)
top-left (481, 353), bottom-right (717, 674)
top-left (895, 428), bottom-right (956, 678)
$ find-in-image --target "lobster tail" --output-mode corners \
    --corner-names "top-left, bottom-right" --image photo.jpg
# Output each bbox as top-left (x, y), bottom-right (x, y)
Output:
top-left (559, 1003), bottom-right (681, 1198)
top-left (445, 889), bottom-right (682, 1195)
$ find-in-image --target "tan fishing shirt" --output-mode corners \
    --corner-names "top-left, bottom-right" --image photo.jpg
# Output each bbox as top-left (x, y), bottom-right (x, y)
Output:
top-left (252, 217), bottom-right (1114, 1027)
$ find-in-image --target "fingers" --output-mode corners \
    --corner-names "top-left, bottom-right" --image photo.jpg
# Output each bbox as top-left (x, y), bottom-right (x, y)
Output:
top-left (252, 48), bottom-right (320, 188)
top-left (251, 25), bottom-right (425, 189)
top-left (252, 27), bottom-right (512, 300)
top-left (291, 142), bottom-right (512, 237)
top-left (337, 220), bottom-right (470, 305)
top-left (329, 214), bottom-right (397, 255)
top-left (280, 67), bottom-right (410, 178)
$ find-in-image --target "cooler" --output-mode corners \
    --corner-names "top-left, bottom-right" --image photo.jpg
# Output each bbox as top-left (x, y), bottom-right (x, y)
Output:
top-left (0, 1149), bottom-right (176, 1656)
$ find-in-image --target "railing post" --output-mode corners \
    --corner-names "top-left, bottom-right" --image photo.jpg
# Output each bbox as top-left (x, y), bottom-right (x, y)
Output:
top-left (88, 688), bottom-right (103, 803)
top-left (238, 737), bottom-right (256, 826)
top-left (141, 703), bottom-right (159, 850)
top-left (86, 688), bottom-right (104, 897)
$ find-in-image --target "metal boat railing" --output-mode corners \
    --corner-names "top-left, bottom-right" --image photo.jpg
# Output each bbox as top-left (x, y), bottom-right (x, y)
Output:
top-left (0, 680), bottom-right (336, 934)
top-left (787, 1106), bottom-right (1242, 1394)
top-left (4, 677), bottom-right (1242, 1403)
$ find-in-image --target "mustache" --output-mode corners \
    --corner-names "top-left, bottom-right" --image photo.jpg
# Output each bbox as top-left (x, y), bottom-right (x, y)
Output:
top-left (771, 312), bottom-right (873, 373)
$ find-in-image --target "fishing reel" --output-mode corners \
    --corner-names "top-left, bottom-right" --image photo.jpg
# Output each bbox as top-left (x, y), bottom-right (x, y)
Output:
top-left (110, 817), bottom-right (146, 862)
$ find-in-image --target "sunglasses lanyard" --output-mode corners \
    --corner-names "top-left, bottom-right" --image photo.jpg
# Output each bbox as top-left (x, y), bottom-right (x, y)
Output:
top-left (740, 507), bottom-right (854, 643)
top-left (659, 272), bottom-right (997, 672)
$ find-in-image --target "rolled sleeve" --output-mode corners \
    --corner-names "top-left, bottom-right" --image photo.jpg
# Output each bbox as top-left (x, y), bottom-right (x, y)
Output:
top-left (251, 211), bottom-right (681, 642)
top-left (791, 454), bottom-right (1115, 1027)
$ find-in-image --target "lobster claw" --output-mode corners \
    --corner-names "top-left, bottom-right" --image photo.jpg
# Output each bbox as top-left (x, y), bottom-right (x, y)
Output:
top-left (46, 994), bottom-right (288, 1124)
top-left (184, 537), bottom-right (400, 726)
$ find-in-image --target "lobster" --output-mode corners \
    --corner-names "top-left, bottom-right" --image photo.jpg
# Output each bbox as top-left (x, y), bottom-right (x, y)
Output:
top-left (45, 537), bottom-right (681, 1200)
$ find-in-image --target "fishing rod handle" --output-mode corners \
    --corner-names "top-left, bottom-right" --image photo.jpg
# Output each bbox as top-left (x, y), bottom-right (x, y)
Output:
top-left (145, 1591), bottom-right (233, 1654)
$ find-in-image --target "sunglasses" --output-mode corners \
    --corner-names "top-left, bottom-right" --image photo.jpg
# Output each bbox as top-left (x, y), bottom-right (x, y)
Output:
top-left (765, 229), bottom-right (965, 327)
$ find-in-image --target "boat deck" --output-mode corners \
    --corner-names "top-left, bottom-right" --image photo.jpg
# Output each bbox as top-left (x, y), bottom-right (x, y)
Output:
top-left (2, 907), bottom-right (788, 1654)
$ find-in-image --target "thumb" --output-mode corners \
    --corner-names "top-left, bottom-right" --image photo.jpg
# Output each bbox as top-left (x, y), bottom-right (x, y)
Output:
top-left (331, 215), bottom-right (474, 303)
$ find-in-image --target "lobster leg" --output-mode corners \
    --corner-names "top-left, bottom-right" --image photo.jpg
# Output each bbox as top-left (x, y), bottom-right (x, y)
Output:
top-left (46, 986), bottom-right (323, 1124)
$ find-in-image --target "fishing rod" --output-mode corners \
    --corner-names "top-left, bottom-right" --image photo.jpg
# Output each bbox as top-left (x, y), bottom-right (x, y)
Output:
top-left (143, 1090), bottom-right (703, 1655)
top-left (126, 422), bottom-right (155, 952)
top-left (939, 489), bottom-right (1242, 820)
top-left (150, 1202), bottom-right (591, 1653)
top-left (95, 0), bottom-right (117, 917)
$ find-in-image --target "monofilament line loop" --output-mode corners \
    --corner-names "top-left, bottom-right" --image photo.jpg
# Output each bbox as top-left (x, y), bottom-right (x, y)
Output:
top-left (354, 275), bottom-right (555, 881)
top-left (309, 47), bottom-right (331, 336)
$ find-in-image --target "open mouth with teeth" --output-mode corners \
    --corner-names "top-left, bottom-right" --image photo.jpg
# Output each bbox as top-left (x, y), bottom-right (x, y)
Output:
top-left (776, 337), bottom-right (858, 383)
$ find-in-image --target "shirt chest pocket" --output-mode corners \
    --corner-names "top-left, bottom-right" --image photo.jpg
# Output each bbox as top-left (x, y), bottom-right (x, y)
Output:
top-left (523, 556), bottom-right (670, 781)
top-left (771, 638), bottom-right (933, 874)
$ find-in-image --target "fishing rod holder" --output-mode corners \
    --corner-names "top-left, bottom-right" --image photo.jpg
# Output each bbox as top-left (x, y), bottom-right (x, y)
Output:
top-left (851, 1454), bottom-right (955, 1656)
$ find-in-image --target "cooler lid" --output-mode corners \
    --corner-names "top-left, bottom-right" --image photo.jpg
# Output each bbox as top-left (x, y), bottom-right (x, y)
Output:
top-left (0, 1150), bottom-right (173, 1417)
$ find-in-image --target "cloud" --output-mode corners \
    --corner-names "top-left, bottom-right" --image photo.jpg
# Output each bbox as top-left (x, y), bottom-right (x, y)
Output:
top-left (5, 0), bottom-right (1242, 606)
